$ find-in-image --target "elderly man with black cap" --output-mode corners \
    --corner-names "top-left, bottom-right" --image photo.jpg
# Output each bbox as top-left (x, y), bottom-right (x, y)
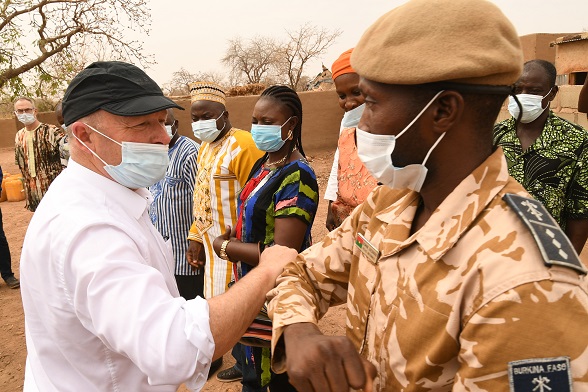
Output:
top-left (266, 1), bottom-right (588, 391)
top-left (19, 61), bottom-right (296, 391)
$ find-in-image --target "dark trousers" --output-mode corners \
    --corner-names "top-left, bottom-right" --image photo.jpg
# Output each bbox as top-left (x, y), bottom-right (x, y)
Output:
top-left (0, 208), bottom-right (14, 281)
top-left (175, 273), bottom-right (204, 300)
top-left (241, 345), bottom-right (296, 392)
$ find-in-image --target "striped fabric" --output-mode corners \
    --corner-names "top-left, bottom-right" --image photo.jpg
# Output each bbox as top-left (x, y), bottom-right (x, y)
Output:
top-left (238, 158), bottom-right (319, 278)
top-left (188, 128), bottom-right (264, 298)
top-left (149, 136), bottom-right (200, 275)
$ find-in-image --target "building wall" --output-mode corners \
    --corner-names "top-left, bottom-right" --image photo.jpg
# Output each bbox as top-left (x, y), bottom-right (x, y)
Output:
top-left (1, 88), bottom-right (585, 153)
top-left (555, 40), bottom-right (588, 75)
top-left (519, 33), bottom-right (566, 63)
top-left (0, 90), bottom-right (344, 157)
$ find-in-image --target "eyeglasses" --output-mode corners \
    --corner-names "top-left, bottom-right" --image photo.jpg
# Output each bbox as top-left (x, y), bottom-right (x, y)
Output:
top-left (14, 108), bottom-right (34, 114)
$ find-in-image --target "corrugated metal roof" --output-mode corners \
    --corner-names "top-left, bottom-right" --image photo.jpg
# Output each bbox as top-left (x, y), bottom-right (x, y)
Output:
top-left (550, 32), bottom-right (588, 46)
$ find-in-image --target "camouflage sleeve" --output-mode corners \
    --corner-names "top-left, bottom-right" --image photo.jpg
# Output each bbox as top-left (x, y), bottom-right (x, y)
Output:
top-left (267, 202), bottom-right (362, 373)
top-left (456, 275), bottom-right (588, 389)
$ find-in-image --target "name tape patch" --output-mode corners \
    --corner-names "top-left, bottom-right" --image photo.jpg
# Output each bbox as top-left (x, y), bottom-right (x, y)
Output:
top-left (355, 232), bottom-right (380, 264)
top-left (508, 357), bottom-right (572, 392)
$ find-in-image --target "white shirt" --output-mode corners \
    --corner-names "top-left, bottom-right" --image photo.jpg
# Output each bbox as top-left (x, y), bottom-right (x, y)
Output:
top-left (20, 159), bottom-right (214, 392)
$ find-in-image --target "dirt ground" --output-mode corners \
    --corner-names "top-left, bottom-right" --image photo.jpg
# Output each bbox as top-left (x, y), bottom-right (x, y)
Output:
top-left (1, 146), bottom-right (587, 392)
top-left (0, 147), bottom-right (344, 392)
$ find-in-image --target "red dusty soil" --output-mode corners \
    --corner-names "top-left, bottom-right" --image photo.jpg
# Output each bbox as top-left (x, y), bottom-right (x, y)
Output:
top-left (1, 146), bottom-right (586, 392)
top-left (0, 147), bottom-right (346, 392)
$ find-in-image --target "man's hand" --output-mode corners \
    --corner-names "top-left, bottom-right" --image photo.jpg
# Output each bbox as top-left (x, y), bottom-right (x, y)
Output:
top-left (257, 245), bottom-right (298, 282)
top-left (186, 240), bottom-right (205, 271)
top-left (325, 201), bottom-right (337, 231)
top-left (284, 323), bottom-right (377, 392)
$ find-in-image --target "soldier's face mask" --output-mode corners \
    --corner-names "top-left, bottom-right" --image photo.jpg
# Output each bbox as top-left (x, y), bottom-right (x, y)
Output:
top-left (356, 90), bottom-right (445, 192)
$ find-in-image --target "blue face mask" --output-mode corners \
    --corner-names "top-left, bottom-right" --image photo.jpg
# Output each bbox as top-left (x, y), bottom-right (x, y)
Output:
top-left (251, 117), bottom-right (293, 152)
top-left (76, 123), bottom-right (169, 189)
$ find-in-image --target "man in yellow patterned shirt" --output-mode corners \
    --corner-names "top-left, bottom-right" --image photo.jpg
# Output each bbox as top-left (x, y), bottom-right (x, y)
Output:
top-left (186, 82), bottom-right (263, 379)
top-left (267, 1), bottom-right (588, 391)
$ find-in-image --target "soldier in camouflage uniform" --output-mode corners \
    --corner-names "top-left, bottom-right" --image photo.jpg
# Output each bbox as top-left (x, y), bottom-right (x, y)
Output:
top-left (267, 0), bottom-right (588, 391)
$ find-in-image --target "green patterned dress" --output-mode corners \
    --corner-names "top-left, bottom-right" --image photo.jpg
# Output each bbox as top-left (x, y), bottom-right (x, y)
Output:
top-left (493, 111), bottom-right (588, 229)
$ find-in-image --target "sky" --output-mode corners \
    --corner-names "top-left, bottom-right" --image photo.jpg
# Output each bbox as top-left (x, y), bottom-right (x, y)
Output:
top-left (142, 0), bottom-right (588, 87)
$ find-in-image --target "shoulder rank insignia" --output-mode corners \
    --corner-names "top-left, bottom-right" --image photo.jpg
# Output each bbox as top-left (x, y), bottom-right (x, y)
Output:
top-left (503, 194), bottom-right (586, 275)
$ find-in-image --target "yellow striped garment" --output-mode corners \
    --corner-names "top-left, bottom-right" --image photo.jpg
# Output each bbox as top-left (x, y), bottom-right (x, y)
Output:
top-left (188, 128), bottom-right (263, 298)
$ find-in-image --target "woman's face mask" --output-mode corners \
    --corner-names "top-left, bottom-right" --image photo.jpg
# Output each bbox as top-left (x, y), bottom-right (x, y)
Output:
top-left (250, 117), bottom-right (293, 152)
top-left (507, 88), bottom-right (552, 124)
top-left (341, 104), bottom-right (365, 129)
top-left (76, 123), bottom-right (169, 189)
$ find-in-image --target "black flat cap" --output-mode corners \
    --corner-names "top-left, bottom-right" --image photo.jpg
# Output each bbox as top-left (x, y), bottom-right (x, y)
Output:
top-left (62, 61), bottom-right (183, 126)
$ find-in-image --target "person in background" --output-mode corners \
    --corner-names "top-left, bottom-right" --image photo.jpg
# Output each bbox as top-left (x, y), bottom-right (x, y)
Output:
top-left (324, 48), bottom-right (377, 231)
top-left (149, 109), bottom-right (203, 299)
top-left (213, 85), bottom-right (318, 392)
top-left (579, 75), bottom-right (588, 118)
top-left (494, 60), bottom-right (588, 254)
top-left (55, 100), bottom-right (70, 167)
top-left (14, 96), bottom-right (66, 211)
top-left (186, 81), bottom-right (264, 381)
top-left (266, 0), bottom-right (588, 390)
top-left (19, 60), bottom-right (295, 391)
top-left (0, 165), bottom-right (19, 289)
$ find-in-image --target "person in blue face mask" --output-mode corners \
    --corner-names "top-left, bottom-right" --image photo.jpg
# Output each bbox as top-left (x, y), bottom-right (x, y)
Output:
top-left (212, 85), bottom-right (319, 392)
top-left (494, 60), bottom-right (588, 254)
top-left (324, 48), bottom-right (377, 231)
top-left (19, 62), bottom-right (296, 392)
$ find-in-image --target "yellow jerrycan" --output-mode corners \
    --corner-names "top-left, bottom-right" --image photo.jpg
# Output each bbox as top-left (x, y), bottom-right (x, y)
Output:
top-left (6, 176), bottom-right (26, 202)
top-left (0, 172), bottom-right (10, 202)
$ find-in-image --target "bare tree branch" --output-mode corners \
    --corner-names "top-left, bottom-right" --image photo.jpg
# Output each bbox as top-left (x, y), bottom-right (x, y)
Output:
top-left (279, 23), bottom-right (341, 90)
top-left (0, 0), bottom-right (152, 96)
top-left (222, 36), bottom-right (280, 85)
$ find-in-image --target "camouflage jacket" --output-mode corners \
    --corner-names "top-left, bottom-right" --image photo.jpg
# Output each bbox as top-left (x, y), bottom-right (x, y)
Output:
top-left (268, 149), bottom-right (588, 391)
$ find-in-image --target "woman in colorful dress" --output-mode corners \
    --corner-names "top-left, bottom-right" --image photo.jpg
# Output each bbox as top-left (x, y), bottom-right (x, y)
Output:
top-left (324, 48), bottom-right (378, 231)
top-left (213, 85), bottom-right (318, 392)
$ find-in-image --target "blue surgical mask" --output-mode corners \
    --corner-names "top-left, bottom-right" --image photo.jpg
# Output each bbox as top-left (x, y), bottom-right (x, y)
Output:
top-left (341, 104), bottom-right (365, 129)
top-left (76, 123), bottom-right (169, 189)
top-left (192, 111), bottom-right (226, 143)
top-left (17, 113), bottom-right (36, 125)
top-left (251, 117), bottom-right (293, 152)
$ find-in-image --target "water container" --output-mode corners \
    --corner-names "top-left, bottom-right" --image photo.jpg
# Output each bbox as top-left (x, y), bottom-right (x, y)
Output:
top-left (0, 172), bottom-right (9, 202)
top-left (6, 177), bottom-right (25, 202)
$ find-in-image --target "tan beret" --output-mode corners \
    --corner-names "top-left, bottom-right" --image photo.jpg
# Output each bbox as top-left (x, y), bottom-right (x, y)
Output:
top-left (352, 0), bottom-right (523, 86)
top-left (189, 81), bottom-right (226, 105)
